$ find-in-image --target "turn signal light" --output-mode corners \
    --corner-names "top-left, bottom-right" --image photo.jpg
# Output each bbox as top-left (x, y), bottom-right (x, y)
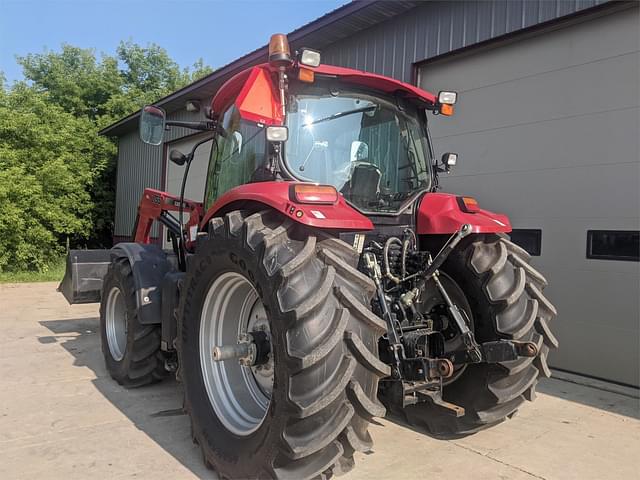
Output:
top-left (440, 104), bottom-right (454, 116)
top-left (458, 196), bottom-right (480, 213)
top-left (291, 184), bottom-right (338, 204)
top-left (298, 67), bottom-right (315, 83)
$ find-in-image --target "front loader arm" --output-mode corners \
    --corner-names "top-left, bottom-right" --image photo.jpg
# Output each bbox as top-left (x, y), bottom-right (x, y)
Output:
top-left (134, 188), bottom-right (203, 249)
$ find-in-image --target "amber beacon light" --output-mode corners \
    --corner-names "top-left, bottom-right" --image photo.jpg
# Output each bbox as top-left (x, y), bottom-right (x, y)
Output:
top-left (269, 34), bottom-right (292, 67)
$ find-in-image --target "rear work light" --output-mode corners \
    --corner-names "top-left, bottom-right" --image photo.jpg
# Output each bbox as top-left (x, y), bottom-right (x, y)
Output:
top-left (438, 91), bottom-right (458, 105)
top-left (457, 196), bottom-right (480, 213)
top-left (299, 48), bottom-right (321, 68)
top-left (266, 126), bottom-right (288, 142)
top-left (290, 184), bottom-right (338, 204)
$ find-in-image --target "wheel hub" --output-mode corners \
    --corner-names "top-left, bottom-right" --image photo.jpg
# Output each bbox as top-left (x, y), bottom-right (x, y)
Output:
top-left (199, 272), bottom-right (274, 436)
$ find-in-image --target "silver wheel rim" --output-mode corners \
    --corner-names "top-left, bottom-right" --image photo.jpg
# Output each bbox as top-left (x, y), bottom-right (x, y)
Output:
top-left (200, 272), bottom-right (273, 436)
top-left (105, 286), bottom-right (127, 361)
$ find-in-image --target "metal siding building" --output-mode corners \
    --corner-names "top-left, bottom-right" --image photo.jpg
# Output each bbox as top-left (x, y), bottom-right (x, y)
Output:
top-left (102, 0), bottom-right (639, 385)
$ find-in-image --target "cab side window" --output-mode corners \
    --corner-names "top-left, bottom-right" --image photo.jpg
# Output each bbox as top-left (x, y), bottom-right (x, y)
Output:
top-left (204, 105), bottom-right (267, 209)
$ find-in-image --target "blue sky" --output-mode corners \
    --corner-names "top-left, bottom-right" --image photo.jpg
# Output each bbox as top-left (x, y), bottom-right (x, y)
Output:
top-left (0, 0), bottom-right (349, 84)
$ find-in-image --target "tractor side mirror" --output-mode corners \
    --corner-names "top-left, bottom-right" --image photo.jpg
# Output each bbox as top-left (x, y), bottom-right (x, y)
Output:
top-left (440, 152), bottom-right (458, 172)
top-left (139, 105), bottom-right (166, 145)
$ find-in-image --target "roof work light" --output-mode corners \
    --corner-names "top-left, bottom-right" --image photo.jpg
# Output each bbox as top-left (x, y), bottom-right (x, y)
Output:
top-left (299, 48), bottom-right (321, 67)
top-left (438, 91), bottom-right (458, 105)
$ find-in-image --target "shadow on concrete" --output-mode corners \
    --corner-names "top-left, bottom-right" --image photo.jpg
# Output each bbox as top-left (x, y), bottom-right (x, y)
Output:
top-left (38, 316), bottom-right (639, 470)
top-left (536, 376), bottom-right (639, 420)
top-left (39, 316), bottom-right (215, 479)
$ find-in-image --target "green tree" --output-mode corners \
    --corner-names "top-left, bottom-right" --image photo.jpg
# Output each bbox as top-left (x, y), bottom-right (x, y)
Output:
top-left (0, 84), bottom-right (114, 270)
top-left (0, 42), bottom-right (212, 272)
top-left (18, 45), bottom-right (121, 120)
top-left (19, 41), bottom-right (213, 127)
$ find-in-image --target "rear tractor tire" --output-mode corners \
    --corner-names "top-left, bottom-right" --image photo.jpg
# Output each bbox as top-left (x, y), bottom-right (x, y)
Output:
top-left (99, 254), bottom-right (168, 387)
top-left (402, 234), bottom-right (558, 436)
top-left (178, 210), bottom-right (389, 479)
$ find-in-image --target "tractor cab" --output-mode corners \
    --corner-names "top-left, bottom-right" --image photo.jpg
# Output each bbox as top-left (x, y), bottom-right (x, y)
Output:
top-left (140, 34), bottom-right (460, 223)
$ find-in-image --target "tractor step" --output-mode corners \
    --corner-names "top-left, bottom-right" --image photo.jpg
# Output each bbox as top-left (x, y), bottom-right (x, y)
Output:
top-left (58, 249), bottom-right (111, 304)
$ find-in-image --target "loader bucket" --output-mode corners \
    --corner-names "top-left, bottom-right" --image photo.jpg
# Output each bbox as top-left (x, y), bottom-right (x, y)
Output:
top-left (58, 249), bottom-right (112, 304)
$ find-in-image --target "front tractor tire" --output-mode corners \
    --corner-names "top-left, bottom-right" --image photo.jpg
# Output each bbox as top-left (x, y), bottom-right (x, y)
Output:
top-left (179, 210), bottom-right (388, 480)
top-left (404, 234), bottom-right (558, 436)
top-left (99, 254), bottom-right (168, 387)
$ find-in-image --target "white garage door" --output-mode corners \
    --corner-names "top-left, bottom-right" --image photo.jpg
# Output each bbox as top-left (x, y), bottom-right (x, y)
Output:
top-left (418, 8), bottom-right (639, 385)
top-left (163, 134), bottom-right (212, 248)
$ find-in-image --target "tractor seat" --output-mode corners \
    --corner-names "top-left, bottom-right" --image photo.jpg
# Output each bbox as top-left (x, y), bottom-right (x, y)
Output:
top-left (342, 162), bottom-right (381, 209)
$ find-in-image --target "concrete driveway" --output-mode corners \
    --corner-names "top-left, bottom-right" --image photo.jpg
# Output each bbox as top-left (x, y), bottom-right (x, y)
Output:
top-left (1, 282), bottom-right (638, 479)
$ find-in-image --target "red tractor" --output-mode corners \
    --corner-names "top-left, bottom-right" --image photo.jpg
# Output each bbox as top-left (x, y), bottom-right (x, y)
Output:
top-left (60, 34), bottom-right (557, 479)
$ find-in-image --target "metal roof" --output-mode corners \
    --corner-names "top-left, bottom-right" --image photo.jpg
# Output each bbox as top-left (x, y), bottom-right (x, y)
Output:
top-left (100, 0), bottom-right (421, 137)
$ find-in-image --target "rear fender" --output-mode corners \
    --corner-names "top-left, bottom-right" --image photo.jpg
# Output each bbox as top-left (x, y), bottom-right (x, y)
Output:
top-left (201, 182), bottom-right (374, 231)
top-left (111, 243), bottom-right (175, 325)
top-left (417, 193), bottom-right (511, 234)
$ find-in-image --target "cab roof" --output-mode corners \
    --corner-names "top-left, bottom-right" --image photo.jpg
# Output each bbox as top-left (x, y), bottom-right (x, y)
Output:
top-left (211, 63), bottom-right (438, 118)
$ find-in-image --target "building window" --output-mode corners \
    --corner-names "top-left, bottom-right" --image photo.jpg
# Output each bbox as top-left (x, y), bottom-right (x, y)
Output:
top-left (510, 229), bottom-right (542, 256)
top-left (586, 230), bottom-right (639, 262)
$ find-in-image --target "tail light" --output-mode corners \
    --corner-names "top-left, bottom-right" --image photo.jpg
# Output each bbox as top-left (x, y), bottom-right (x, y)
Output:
top-left (290, 184), bottom-right (338, 204)
top-left (457, 196), bottom-right (480, 213)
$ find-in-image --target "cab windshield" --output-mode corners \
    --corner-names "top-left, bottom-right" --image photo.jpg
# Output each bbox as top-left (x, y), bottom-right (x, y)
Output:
top-left (285, 80), bottom-right (432, 213)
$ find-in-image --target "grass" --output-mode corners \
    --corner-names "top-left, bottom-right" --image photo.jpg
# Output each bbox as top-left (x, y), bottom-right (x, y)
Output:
top-left (0, 258), bottom-right (66, 284)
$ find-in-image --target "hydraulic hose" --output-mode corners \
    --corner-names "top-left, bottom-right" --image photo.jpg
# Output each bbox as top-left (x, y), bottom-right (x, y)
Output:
top-left (383, 237), bottom-right (403, 284)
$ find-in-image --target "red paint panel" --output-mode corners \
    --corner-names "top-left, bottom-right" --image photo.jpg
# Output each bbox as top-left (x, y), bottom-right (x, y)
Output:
top-left (417, 193), bottom-right (511, 234)
top-left (201, 182), bottom-right (373, 231)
